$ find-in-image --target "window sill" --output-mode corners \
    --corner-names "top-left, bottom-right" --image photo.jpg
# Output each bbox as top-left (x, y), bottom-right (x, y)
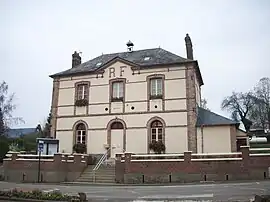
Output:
top-left (111, 98), bottom-right (124, 102)
top-left (150, 95), bottom-right (163, 100)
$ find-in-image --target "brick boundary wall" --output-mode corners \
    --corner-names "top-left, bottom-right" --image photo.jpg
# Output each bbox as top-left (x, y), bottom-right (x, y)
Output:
top-left (115, 147), bottom-right (270, 184)
top-left (3, 153), bottom-right (88, 183)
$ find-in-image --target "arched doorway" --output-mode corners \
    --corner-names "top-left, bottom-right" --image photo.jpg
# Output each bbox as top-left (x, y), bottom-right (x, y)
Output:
top-left (107, 119), bottom-right (126, 158)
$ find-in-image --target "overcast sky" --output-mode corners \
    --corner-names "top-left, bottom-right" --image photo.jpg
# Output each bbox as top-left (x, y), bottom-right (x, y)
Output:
top-left (1, 0), bottom-right (270, 128)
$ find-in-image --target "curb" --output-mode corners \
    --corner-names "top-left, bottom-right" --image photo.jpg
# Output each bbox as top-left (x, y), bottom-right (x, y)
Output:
top-left (2, 179), bottom-right (270, 187)
top-left (59, 179), bottom-right (269, 187)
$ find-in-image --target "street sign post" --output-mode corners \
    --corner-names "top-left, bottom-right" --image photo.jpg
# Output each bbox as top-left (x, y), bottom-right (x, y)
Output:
top-left (38, 142), bottom-right (44, 153)
top-left (37, 140), bottom-right (44, 183)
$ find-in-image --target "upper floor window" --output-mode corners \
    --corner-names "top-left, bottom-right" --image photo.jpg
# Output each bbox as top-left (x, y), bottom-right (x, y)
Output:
top-left (77, 84), bottom-right (88, 100)
top-left (112, 81), bottom-right (124, 101)
top-left (150, 78), bottom-right (163, 99)
top-left (75, 82), bottom-right (90, 107)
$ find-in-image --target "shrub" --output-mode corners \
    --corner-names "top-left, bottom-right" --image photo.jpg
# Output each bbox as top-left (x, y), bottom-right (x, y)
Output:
top-left (73, 143), bottom-right (86, 154)
top-left (149, 140), bottom-right (166, 154)
top-left (0, 188), bottom-right (80, 201)
top-left (0, 136), bottom-right (9, 163)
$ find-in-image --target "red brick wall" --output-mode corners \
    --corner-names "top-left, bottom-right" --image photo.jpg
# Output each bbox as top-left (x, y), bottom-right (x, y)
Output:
top-left (116, 147), bottom-right (270, 184)
top-left (3, 153), bottom-right (87, 183)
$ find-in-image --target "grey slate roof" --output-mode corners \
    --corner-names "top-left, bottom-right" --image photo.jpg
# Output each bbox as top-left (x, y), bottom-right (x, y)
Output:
top-left (50, 48), bottom-right (193, 77)
top-left (196, 107), bottom-right (239, 126)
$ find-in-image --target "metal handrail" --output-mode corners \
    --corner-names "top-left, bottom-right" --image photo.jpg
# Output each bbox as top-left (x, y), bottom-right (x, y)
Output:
top-left (93, 148), bottom-right (110, 182)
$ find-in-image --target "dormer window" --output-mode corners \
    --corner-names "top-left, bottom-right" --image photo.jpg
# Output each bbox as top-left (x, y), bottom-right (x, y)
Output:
top-left (144, 57), bottom-right (150, 61)
top-left (96, 62), bottom-right (102, 67)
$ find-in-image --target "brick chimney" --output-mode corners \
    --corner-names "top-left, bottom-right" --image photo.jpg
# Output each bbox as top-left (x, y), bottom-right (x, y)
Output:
top-left (185, 33), bottom-right (193, 60)
top-left (72, 51), bottom-right (81, 68)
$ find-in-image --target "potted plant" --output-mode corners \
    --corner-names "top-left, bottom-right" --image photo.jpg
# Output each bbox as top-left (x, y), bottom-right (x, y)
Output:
top-left (75, 99), bottom-right (88, 107)
top-left (73, 143), bottom-right (86, 154)
top-left (149, 140), bottom-right (166, 154)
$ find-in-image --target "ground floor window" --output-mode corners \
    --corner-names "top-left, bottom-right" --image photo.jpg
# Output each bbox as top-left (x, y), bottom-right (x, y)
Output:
top-left (151, 120), bottom-right (163, 142)
top-left (76, 123), bottom-right (86, 144)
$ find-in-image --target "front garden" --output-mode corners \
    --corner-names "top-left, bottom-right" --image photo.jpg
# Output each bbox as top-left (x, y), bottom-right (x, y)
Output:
top-left (0, 188), bottom-right (86, 201)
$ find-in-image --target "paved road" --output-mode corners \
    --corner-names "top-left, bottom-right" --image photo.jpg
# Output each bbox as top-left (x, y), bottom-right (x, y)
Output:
top-left (0, 181), bottom-right (270, 201)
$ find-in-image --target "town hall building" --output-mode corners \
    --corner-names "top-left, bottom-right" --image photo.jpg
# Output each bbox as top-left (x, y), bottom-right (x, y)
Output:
top-left (49, 34), bottom-right (248, 157)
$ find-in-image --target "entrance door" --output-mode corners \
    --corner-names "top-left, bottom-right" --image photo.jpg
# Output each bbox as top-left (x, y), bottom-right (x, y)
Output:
top-left (110, 122), bottom-right (124, 158)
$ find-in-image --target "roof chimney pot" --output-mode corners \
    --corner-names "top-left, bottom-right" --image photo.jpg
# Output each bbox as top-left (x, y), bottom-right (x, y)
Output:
top-left (72, 51), bottom-right (81, 68)
top-left (185, 33), bottom-right (194, 60)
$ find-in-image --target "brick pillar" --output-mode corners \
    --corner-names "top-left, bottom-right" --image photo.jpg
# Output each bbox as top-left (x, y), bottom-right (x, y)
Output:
top-left (184, 151), bottom-right (192, 164)
top-left (115, 154), bottom-right (122, 162)
top-left (50, 78), bottom-right (60, 138)
top-left (241, 146), bottom-right (250, 161)
top-left (73, 154), bottom-right (82, 164)
top-left (230, 126), bottom-right (237, 152)
top-left (185, 65), bottom-right (197, 153)
top-left (11, 153), bottom-right (18, 161)
top-left (54, 153), bottom-right (62, 162)
top-left (115, 154), bottom-right (124, 183)
top-left (124, 153), bottom-right (132, 172)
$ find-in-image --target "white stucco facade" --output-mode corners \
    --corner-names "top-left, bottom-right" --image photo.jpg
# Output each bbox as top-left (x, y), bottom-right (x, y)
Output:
top-left (196, 126), bottom-right (232, 153)
top-left (51, 45), bottom-right (247, 156)
top-left (54, 61), bottom-right (190, 155)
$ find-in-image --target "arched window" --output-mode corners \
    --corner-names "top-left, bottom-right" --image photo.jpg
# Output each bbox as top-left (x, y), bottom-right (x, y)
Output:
top-left (76, 123), bottom-right (86, 144)
top-left (111, 122), bottom-right (124, 129)
top-left (151, 120), bottom-right (163, 142)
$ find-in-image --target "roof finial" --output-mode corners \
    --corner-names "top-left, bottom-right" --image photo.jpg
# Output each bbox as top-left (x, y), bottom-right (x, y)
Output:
top-left (126, 40), bottom-right (134, 52)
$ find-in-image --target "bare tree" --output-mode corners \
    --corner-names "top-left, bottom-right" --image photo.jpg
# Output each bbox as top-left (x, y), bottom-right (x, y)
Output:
top-left (201, 98), bottom-right (210, 111)
top-left (0, 108), bottom-right (4, 136)
top-left (221, 92), bottom-right (253, 131)
top-left (250, 77), bottom-right (270, 130)
top-left (0, 81), bottom-right (23, 136)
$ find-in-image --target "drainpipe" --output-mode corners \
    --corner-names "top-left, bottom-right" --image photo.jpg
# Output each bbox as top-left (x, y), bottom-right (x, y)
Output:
top-left (201, 124), bottom-right (204, 153)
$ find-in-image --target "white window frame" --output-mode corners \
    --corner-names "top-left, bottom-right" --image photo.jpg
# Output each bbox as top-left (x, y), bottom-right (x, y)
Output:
top-left (77, 84), bottom-right (87, 100)
top-left (76, 130), bottom-right (86, 144)
top-left (151, 128), bottom-right (163, 142)
top-left (112, 82), bottom-right (124, 99)
top-left (150, 78), bottom-right (163, 97)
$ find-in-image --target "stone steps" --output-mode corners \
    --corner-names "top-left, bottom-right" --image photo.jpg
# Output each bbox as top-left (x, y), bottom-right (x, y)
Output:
top-left (77, 164), bottom-right (116, 183)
